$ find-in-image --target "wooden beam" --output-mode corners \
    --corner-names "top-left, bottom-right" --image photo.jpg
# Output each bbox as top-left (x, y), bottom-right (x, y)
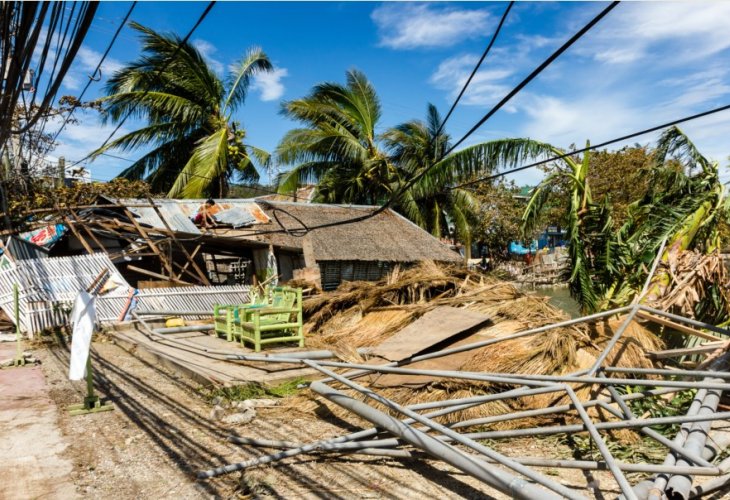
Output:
top-left (637, 311), bottom-right (725, 342)
top-left (646, 341), bottom-right (726, 360)
top-left (126, 264), bottom-right (193, 286)
top-left (59, 207), bottom-right (94, 254)
top-left (122, 208), bottom-right (176, 279)
top-left (146, 198), bottom-right (210, 285)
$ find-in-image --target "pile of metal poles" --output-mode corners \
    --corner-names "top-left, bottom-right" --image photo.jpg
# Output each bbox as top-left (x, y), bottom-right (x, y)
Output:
top-left (197, 304), bottom-right (730, 500)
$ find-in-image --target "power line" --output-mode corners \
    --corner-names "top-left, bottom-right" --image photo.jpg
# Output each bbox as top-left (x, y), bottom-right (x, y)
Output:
top-left (387, 0), bottom-right (619, 212)
top-left (70, 1), bottom-right (216, 168)
top-left (453, 103), bottom-right (730, 189)
top-left (436, 1), bottom-right (514, 137)
top-left (45, 2), bottom-right (136, 157)
top-left (242, 1), bottom-right (620, 237)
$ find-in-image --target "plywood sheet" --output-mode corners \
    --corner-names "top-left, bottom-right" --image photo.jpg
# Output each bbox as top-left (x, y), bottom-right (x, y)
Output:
top-left (370, 306), bottom-right (489, 362)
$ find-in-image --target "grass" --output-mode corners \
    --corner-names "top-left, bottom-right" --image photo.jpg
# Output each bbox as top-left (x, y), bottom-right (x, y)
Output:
top-left (204, 377), bottom-right (309, 404)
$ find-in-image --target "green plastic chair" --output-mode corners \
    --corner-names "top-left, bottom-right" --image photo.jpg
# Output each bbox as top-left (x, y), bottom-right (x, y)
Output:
top-left (233, 286), bottom-right (304, 352)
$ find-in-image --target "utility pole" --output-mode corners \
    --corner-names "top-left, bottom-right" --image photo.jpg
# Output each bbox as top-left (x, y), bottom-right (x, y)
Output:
top-left (56, 156), bottom-right (65, 188)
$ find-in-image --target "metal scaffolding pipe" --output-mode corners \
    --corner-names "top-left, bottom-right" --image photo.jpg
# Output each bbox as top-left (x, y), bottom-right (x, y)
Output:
top-left (282, 358), bottom-right (730, 392)
top-left (562, 385), bottom-right (636, 499)
top-left (310, 381), bottom-right (566, 500)
top-left (136, 309), bottom-right (213, 316)
top-left (666, 380), bottom-right (723, 500)
top-left (649, 387), bottom-right (709, 500)
top-left (457, 410), bottom-right (730, 440)
top-left (197, 381), bottom-right (529, 478)
top-left (152, 324), bottom-right (214, 334)
top-left (306, 363), bottom-right (587, 500)
top-left (227, 306), bottom-right (633, 383)
top-left (606, 366), bottom-right (730, 380)
top-left (587, 305), bottom-right (640, 376)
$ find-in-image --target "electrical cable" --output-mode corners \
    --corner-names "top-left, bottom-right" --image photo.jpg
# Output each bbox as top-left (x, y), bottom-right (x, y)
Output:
top-left (453, 102), bottom-right (730, 189)
top-left (435, 1), bottom-right (514, 137)
top-left (69, 1), bottom-right (216, 169)
top-left (271, 1), bottom-right (619, 237)
top-left (41, 2), bottom-right (137, 161)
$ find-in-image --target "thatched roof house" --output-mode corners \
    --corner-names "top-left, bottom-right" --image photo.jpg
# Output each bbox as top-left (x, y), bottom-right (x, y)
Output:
top-left (216, 201), bottom-right (462, 289)
top-left (65, 197), bottom-right (461, 290)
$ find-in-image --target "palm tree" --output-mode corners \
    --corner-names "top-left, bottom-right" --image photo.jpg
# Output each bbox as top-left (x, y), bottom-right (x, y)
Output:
top-left (276, 69), bottom-right (396, 205)
top-left (92, 22), bottom-right (273, 198)
top-left (382, 104), bottom-right (477, 241)
top-left (277, 71), bottom-right (556, 245)
top-left (521, 127), bottom-right (729, 316)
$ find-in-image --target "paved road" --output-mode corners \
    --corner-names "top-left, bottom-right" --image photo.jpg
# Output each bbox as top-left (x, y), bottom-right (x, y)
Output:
top-left (0, 343), bottom-right (77, 499)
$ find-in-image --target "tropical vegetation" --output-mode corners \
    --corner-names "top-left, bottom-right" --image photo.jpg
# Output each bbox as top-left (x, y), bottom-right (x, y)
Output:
top-left (521, 127), bottom-right (730, 320)
top-left (276, 70), bottom-right (555, 247)
top-left (92, 22), bottom-right (273, 198)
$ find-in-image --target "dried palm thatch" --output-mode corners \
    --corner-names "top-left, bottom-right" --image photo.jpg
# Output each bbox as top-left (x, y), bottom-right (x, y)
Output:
top-left (296, 262), bottom-right (664, 434)
top-left (648, 249), bottom-right (730, 324)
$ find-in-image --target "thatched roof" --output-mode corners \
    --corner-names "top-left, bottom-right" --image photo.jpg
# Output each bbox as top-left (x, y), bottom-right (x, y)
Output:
top-left (221, 201), bottom-right (462, 263)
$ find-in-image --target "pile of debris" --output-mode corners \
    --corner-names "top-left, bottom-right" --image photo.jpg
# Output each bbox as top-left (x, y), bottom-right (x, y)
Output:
top-left (198, 262), bottom-right (730, 499)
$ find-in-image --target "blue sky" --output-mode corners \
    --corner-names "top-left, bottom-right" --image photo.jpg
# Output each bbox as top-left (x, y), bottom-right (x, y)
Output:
top-left (49, 1), bottom-right (730, 186)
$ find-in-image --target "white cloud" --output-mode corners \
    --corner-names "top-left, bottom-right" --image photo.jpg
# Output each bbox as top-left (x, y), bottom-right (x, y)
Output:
top-left (192, 39), bottom-right (224, 74)
top-left (371, 4), bottom-right (493, 49)
top-left (583, 2), bottom-right (730, 65)
top-left (251, 68), bottom-right (288, 102)
top-left (430, 54), bottom-right (513, 106)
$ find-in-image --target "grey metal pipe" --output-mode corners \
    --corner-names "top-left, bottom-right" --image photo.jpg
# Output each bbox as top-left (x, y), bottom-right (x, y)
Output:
top-left (595, 400), bottom-right (714, 468)
top-left (457, 411), bottom-right (730, 440)
top-left (689, 457), bottom-right (730, 498)
top-left (562, 385), bottom-right (636, 500)
top-left (649, 387), bottom-right (709, 500)
top-left (310, 381), bottom-right (566, 500)
top-left (452, 387), bottom-right (683, 430)
top-left (197, 380), bottom-right (531, 479)
top-left (639, 305), bottom-right (730, 338)
top-left (152, 324), bottom-right (214, 334)
top-left (587, 305), bottom-right (640, 376)
top-left (227, 435), bottom-right (411, 458)
top-left (666, 380), bottom-right (723, 500)
top-left (226, 306), bottom-right (634, 383)
top-left (229, 355), bottom-right (730, 391)
top-left (306, 362), bottom-right (586, 500)
top-left (606, 366), bottom-right (730, 380)
top-left (136, 309), bottom-right (213, 316)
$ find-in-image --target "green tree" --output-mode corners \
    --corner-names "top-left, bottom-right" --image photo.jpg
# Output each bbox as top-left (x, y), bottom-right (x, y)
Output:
top-left (522, 127), bottom-right (729, 316)
top-left (92, 22), bottom-right (273, 198)
top-left (466, 178), bottom-right (525, 261)
top-left (276, 70), bottom-right (396, 205)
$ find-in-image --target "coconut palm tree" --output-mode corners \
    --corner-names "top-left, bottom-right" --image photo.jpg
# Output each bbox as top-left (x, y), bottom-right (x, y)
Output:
top-left (91, 22), bottom-right (273, 198)
top-left (521, 126), bottom-right (729, 316)
top-left (276, 69), bottom-right (396, 205)
top-left (277, 71), bottom-right (556, 244)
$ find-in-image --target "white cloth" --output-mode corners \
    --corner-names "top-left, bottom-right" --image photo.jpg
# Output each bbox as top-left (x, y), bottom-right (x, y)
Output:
top-left (68, 291), bottom-right (96, 381)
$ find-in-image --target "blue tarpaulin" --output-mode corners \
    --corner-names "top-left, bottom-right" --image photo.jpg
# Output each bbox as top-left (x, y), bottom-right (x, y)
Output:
top-left (508, 240), bottom-right (538, 255)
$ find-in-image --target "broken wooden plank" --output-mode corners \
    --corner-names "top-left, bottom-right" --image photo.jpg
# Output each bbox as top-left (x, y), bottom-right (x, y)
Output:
top-left (126, 264), bottom-right (193, 286)
top-left (370, 306), bottom-right (490, 362)
top-left (637, 311), bottom-right (725, 342)
top-left (646, 342), bottom-right (726, 360)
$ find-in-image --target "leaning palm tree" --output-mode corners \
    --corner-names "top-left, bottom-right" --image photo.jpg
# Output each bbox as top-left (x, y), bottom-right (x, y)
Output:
top-left (91, 22), bottom-right (273, 198)
top-left (521, 126), bottom-right (729, 318)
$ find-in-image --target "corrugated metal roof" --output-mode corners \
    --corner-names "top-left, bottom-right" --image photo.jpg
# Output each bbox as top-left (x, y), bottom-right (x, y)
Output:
top-left (107, 198), bottom-right (269, 233)
top-left (4, 236), bottom-right (49, 261)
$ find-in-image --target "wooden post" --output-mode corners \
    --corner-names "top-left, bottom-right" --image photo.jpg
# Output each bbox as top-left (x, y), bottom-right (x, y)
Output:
top-left (56, 157), bottom-right (65, 188)
top-left (145, 198), bottom-right (211, 285)
top-left (122, 207), bottom-right (176, 280)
